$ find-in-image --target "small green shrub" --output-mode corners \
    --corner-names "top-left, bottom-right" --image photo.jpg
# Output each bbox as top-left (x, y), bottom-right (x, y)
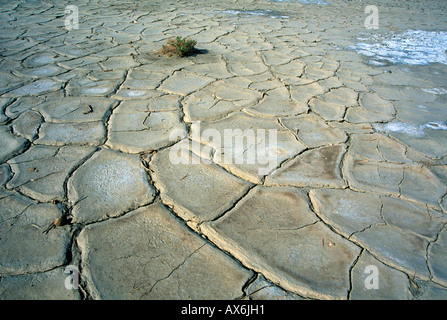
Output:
top-left (160, 36), bottom-right (197, 57)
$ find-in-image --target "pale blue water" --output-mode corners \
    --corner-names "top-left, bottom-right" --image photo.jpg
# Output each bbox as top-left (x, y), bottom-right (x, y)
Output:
top-left (217, 9), bottom-right (290, 19)
top-left (270, 0), bottom-right (329, 4)
top-left (351, 30), bottom-right (447, 66)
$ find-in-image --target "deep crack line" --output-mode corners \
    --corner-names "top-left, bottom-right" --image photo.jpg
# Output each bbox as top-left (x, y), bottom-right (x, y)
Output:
top-left (347, 248), bottom-right (364, 300)
top-left (425, 222), bottom-right (447, 283)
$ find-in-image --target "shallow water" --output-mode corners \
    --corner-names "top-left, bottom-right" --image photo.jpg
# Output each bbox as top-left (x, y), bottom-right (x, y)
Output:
top-left (217, 9), bottom-right (290, 19)
top-left (269, 0), bottom-right (329, 4)
top-left (352, 30), bottom-right (447, 66)
top-left (374, 121), bottom-right (447, 138)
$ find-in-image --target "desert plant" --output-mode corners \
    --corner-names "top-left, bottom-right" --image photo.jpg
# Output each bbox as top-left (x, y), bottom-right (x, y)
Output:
top-left (160, 36), bottom-right (197, 57)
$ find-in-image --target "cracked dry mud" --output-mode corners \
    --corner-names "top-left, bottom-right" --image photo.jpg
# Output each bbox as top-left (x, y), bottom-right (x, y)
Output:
top-left (1, 0), bottom-right (447, 300)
